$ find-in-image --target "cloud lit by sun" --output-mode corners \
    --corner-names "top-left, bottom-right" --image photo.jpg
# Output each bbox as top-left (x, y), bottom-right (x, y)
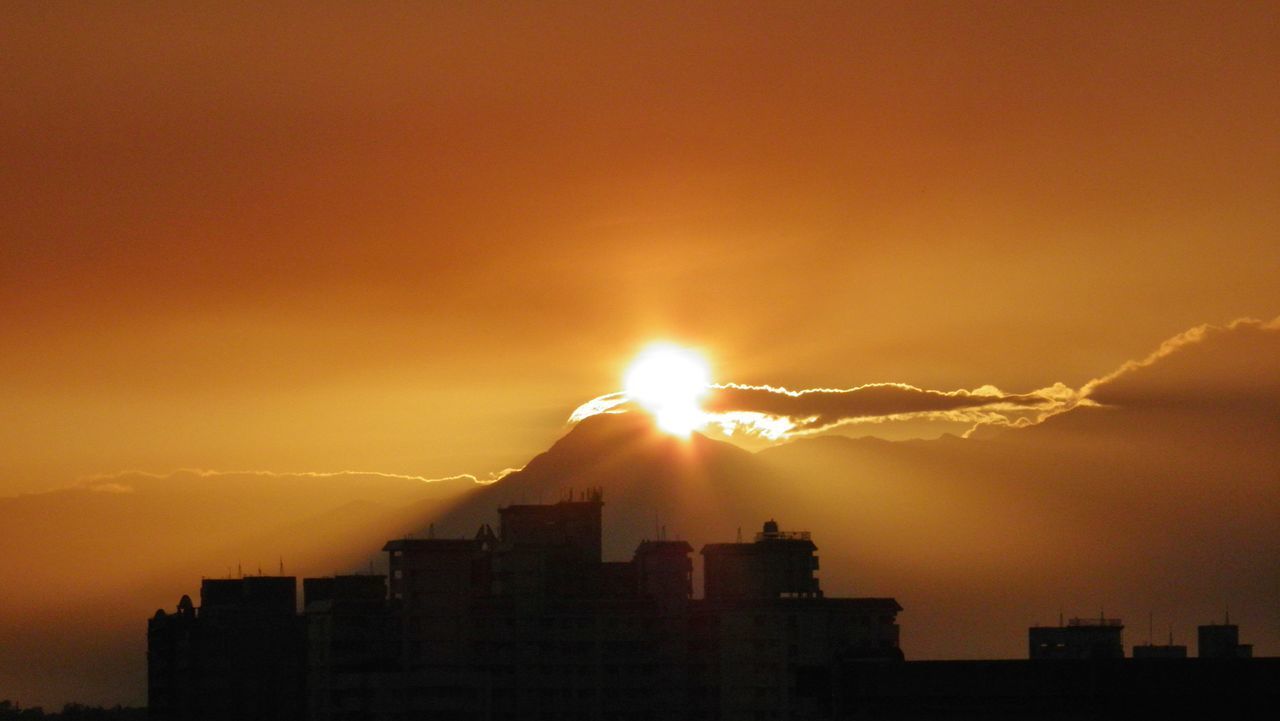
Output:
top-left (569, 341), bottom-right (1088, 443)
top-left (622, 343), bottom-right (712, 436)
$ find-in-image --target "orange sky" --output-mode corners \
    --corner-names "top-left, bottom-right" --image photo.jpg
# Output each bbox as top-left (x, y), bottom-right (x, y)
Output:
top-left (2, 5), bottom-right (1280, 707)
top-left (2, 2), bottom-right (1278, 485)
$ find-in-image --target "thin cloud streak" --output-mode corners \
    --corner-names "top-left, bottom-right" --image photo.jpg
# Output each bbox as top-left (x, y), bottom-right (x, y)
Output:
top-left (56, 468), bottom-right (507, 498)
top-left (706, 381), bottom-right (1075, 434)
top-left (1081, 315), bottom-right (1280, 400)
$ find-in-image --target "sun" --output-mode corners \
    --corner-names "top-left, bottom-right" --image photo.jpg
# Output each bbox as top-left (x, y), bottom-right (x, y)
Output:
top-left (624, 342), bottom-right (712, 437)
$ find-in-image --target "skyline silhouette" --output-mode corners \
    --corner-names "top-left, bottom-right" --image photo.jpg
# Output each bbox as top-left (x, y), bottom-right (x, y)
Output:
top-left (147, 493), bottom-right (1275, 720)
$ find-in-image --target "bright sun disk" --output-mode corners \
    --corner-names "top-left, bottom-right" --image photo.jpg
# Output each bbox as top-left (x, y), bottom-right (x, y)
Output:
top-left (624, 343), bottom-right (711, 436)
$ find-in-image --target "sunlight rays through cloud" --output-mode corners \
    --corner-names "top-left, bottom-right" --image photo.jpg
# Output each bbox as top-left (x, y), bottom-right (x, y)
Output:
top-left (569, 378), bottom-right (1079, 442)
top-left (569, 316), bottom-right (1280, 444)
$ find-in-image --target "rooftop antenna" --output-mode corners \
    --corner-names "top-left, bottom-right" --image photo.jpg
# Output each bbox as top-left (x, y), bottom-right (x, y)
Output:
top-left (428, 523), bottom-right (435, 539)
top-left (279, 557), bottom-right (285, 575)
top-left (257, 564), bottom-right (262, 576)
top-left (1058, 608), bottom-right (1064, 627)
top-left (237, 561), bottom-right (243, 579)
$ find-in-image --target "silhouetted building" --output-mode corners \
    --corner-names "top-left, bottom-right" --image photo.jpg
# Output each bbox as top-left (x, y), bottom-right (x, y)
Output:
top-left (1132, 643), bottom-right (1188, 659)
top-left (148, 577), bottom-right (306, 721)
top-left (151, 493), bottom-right (903, 721)
top-left (703, 519), bottom-right (821, 600)
top-left (832, 657), bottom-right (1280, 719)
top-left (303, 575), bottom-right (397, 721)
top-left (148, 497), bottom-right (1280, 720)
top-left (1029, 616), bottom-right (1124, 659)
top-left (1199, 621), bottom-right (1254, 658)
top-left (315, 499), bottom-right (902, 721)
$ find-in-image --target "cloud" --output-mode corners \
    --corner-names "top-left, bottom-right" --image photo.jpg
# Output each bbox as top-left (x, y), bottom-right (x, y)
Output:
top-left (84, 482), bottom-right (135, 494)
top-left (568, 392), bottom-right (629, 422)
top-left (568, 316), bottom-right (1280, 443)
top-left (1082, 316), bottom-right (1280, 411)
top-left (570, 381), bottom-right (1079, 441)
top-left (704, 382), bottom-right (1070, 433)
top-left (479, 467), bottom-right (525, 484)
top-left (76, 468), bottom-right (480, 486)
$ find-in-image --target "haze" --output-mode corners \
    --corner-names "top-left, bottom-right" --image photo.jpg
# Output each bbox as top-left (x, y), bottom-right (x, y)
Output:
top-left (1, 1), bottom-right (1277, 709)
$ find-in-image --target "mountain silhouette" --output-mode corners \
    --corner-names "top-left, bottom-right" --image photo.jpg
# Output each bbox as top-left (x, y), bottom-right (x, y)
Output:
top-left (426, 411), bottom-right (771, 561)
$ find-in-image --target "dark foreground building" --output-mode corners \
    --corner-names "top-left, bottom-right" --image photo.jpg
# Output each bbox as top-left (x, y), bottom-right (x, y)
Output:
top-left (149, 492), bottom-right (902, 721)
top-left (149, 493), bottom-right (1279, 719)
top-left (148, 577), bottom-right (306, 720)
top-left (833, 657), bottom-right (1280, 719)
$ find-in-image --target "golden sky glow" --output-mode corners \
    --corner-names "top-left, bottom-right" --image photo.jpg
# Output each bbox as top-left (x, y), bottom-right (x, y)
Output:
top-left (1, 2), bottom-right (1277, 492)
top-left (1, 1), bottom-right (1278, 708)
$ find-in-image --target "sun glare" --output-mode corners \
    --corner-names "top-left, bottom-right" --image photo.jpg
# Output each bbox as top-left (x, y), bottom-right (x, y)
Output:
top-left (624, 343), bottom-right (712, 437)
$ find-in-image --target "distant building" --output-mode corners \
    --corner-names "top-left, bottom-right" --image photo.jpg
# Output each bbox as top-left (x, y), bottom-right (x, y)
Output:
top-left (150, 492), bottom-right (902, 721)
top-left (1199, 621), bottom-right (1254, 658)
top-left (1029, 616), bottom-right (1125, 659)
top-left (833, 657), bottom-right (1280, 718)
top-left (703, 519), bottom-right (821, 600)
